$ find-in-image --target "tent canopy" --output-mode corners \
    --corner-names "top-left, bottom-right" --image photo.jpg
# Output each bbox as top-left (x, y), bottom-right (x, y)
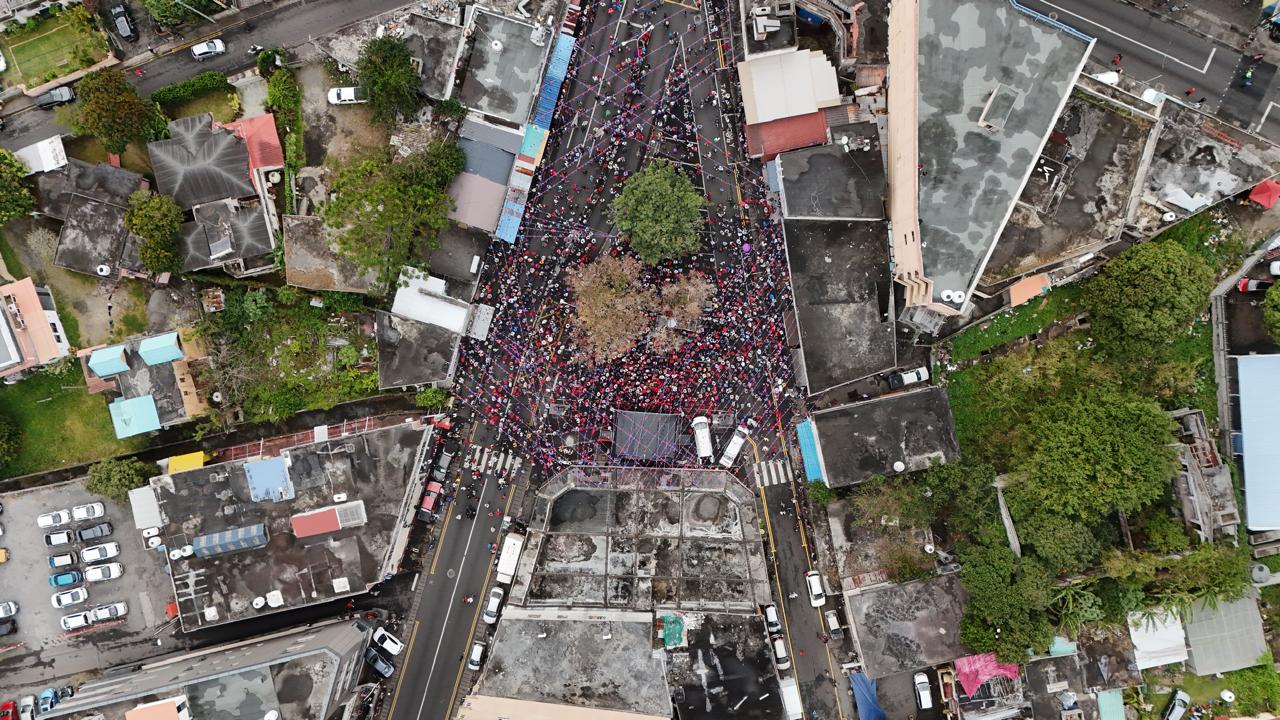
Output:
top-left (1250, 179), bottom-right (1280, 209)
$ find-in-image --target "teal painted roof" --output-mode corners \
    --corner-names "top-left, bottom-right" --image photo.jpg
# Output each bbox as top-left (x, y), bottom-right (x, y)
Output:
top-left (137, 332), bottom-right (183, 366)
top-left (110, 395), bottom-right (161, 438)
top-left (1096, 690), bottom-right (1124, 720)
top-left (87, 345), bottom-right (129, 377)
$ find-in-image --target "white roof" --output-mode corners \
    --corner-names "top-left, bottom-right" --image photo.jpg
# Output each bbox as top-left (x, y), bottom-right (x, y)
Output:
top-left (14, 136), bottom-right (68, 175)
top-left (128, 486), bottom-right (164, 530)
top-left (1236, 354), bottom-right (1280, 529)
top-left (391, 269), bottom-right (470, 333)
top-left (1127, 610), bottom-right (1188, 669)
top-left (738, 49), bottom-right (841, 126)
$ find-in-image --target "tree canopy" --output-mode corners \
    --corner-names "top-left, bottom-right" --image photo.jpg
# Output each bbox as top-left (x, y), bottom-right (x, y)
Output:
top-left (958, 543), bottom-right (1056, 662)
top-left (357, 37), bottom-right (423, 127)
top-left (125, 190), bottom-right (184, 274)
top-left (142, 0), bottom-right (219, 25)
top-left (322, 142), bottom-right (464, 291)
top-left (85, 457), bottom-right (156, 502)
top-left (567, 255), bottom-right (656, 363)
top-left (611, 159), bottom-right (706, 264)
top-left (0, 149), bottom-right (34, 224)
top-left (66, 69), bottom-right (167, 155)
top-left (1264, 287), bottom-right (1280, 342)
top-left (1082, 241), bottom-right (1213, 359)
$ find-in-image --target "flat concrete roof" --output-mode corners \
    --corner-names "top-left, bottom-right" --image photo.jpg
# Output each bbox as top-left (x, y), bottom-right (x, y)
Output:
top-left (666, 613), bottom-right (788, 720)
top-left (811, 387), bottom-right (959, 488)
top-left (424, 224), bottom-right (487, 292)
top-left (740, 0), bottom-right (796, 56)
top-left (779, 122), bottom-right (885, 220)
top-left (312, 8), bottom-right (465, 100)
top-left (784, 219), bottom-right (895, 393)
top-left (846, 573), bottom-right (970, 678)
top-left (476, 608), bottom-right (672, 717)
top-left (376, 309), bottom-right (459, 388)
top-left (282, 215), bottom-right (376, 294)
top-left (918, 0), bottom-right (1090, 302)
top-left (458, 9), bottom-right (546, 125)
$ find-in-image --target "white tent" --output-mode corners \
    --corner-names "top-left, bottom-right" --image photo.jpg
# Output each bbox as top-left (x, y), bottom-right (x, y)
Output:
top-left (14, 136), bottom-right (68, 175)
top-left (391, 269), bottom-right (470, 333)
top-left (1127, 610), bottom-right (1188, 669)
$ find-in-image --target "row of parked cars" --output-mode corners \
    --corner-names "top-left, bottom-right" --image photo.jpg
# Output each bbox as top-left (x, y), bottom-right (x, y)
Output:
top-left (36, 504), bottom-right (129, 630)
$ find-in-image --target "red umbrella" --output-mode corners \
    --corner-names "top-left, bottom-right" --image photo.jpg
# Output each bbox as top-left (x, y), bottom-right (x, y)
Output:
top-left (1249, 179), bottom-right (1280, 209)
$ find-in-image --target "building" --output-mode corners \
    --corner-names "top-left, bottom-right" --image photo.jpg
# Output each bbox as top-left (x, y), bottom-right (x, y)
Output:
top-left (134, 421), bottom-right (430, 630)
top-left (776, 122), bottom-right (885, 221)
top-left (1183, 590), bottom-right (1268, 676)
top-left (312, 6), bottom-right (466, 102)
top-left (13, 135), bottom-right (68, 175)
top-left (41, 619), bottom-right (372, 720)
top-left (81, 329), bottom-right (210, 439)
top-left (449, 117), bottom-right (524, 233)
top-left (38, 159), bottom-right (150, 280)
top-left (457, 7), bottom-right (550, 126)
top-left (1231, 353), bottom-right (1280, 531)
top-left (0, 277), bottom-right (71, 380)
top-left (845, 574), bottom-right (970, 679)
top-left (1170, 408), bottom-right (1239, 543)
top-left (378, 265), bottom-right (488, 389)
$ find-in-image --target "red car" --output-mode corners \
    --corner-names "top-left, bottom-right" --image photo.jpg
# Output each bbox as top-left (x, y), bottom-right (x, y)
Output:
top-left (0, 700), bottom-right (16, 720)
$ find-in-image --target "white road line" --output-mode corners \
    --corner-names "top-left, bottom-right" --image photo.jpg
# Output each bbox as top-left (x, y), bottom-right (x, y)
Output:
top-left (1258, 101), bottom-right (1280, 133)
top-left (1032, 0), bottom-right (1215, 74)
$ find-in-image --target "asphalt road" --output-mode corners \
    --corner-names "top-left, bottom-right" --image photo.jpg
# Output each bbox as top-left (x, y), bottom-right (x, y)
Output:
top-left (1019, 0), bottom-right (1280, 138)
top-left (0, 0), bottom-right (412, 151)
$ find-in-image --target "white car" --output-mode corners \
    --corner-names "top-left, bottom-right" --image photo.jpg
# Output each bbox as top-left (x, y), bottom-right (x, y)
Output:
top-left (85, 562), bottom-right (123, 583)
top-left (37, 509), bottom-right (72, 529)
top-left (327, 86), bottom-right (367, 105)
top-left (804, 570), bottom-right (826, 608)
top-left (60, 611), bottom-right (92, 631)
top-left (0, 601), bottom-right (16, 618)
top-left (372, 627), bottom-right (404, 656)
top-left (81, 542), bottom-right (120, 563)
top-left (52, 587), bottom-right (88, 608)
top-left (481, 587), bottom-right (505, 625)
top-left (190, 38), bottom-right (226, 60)
top-left (90, 601), bottom-right (128, 622)
top-left (72, 502), bottom-right (105, 522)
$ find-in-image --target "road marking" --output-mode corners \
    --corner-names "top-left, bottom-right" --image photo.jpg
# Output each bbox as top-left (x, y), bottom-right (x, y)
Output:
top-left (753, 459), bottom-right (792, 487)
top-left (385, 619), bottom-right (420, 719)
top-left (1031, 0), bottom-right (1215, 73)
top-left (1258, 101), bottom-right (1280, 133)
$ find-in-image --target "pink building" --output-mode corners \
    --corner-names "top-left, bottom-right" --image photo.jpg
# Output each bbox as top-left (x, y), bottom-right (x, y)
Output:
top-left (0, 277), bottom-right (71, 381)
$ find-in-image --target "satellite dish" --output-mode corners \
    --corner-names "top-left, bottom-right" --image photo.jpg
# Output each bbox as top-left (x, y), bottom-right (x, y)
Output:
top-left (924, 543), bottom-right (936, 554)
top-left (893, 461), bottom-right (906, 472)
top-left (95, 264), bottom-right (112, 277)
top-left (952, 292), bottom-right (966, 304)
top-left (491, 39), bottom-right (504, 51)
top-left (940, 290), bottom-right (954, 302)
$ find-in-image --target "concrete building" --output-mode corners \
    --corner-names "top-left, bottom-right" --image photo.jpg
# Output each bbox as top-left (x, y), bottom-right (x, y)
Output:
top-left (845, 574), bottom-right (969, 678)
top-left (42, 619), bottom-right (372, 720)
top-left (80, 329), bottom-right (210, 439)
top-left (37, 159), bottom-right (149, 280)
top-left (0, 277), bottom-right (71, 380)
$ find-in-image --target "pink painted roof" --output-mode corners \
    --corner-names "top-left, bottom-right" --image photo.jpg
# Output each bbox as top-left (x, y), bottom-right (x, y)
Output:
top-left (221, 113), bottom-right (285, 171)
top-left (0, 277), bottom-right (62, 378)
top-left (746, 111), bottom-right (829, 160)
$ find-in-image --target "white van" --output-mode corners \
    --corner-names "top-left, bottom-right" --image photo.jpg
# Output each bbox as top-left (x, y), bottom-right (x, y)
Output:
top-left (718, 420), bottom-right (755, 468)
top-left (772, 637), bottom-right (791, 671)
top-left (763, 604), bottom-right (782, 635)
top-left (913, 672), bottom-right (934, 710)
top-left (691, 416), bottom-right (713, 461)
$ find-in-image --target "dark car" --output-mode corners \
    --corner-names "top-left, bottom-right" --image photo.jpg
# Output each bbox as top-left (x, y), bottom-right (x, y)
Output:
top-left (76, 522), bottom-right (113, 542)
top-left (0, 619), bottom-right (14, 636)
top-left (34, 87), bottom-right (74, 110)
top-left (364, 646), bottom-right (394, 678)
top-left (109, 5), bottom-right (137, 41)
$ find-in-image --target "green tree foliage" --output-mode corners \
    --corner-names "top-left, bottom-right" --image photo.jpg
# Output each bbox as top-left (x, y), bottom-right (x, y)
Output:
top-left (150, 71), bottom-right (233, 106)
top-left (0, 149), bottom-right (35, 223)
top-left (1138, 511), bottom-right (1191, 555)
top-left (1224, 654), bottom-right (1280, 715)
top-left (1102, 543), bottom-right (1251, 611)
top-left (85, 457), bottom-right (155, 502)
top-left (1010, 388), bottom-right (1176, 524)
top-left (807, 481), bottom-right (834, 506)
top-left (958, 543), bottom-right (1056, 662)
top-left (1082, 241), bottom-right (1213, 359)
top-left (68, 69), bottom-right (167, 155)
top-left (356, 37), bottom-right (422, 127)
top-left (265, 68), bottom-right (303, 137)
top-left (125, 191), bottom-right (184, 274)
top-left (322, 143), bottom-right (464, 291)
top-left (566, 254), bottom-right (657, 362)
top-left (916, 461), bottom-right (1001, 541)
top-left (1263, 287), bottom-right (1280, 342)
top-left (0, 413), bottom-right (22, 469)
top-left (1020, 513), bottom-right (1103, 575)
top-left (611, 160), bottom-right (707, 264)
top-left (142, 0), bottom-right (219, 25)
top-left (415, 388), bottom-right (451, 410)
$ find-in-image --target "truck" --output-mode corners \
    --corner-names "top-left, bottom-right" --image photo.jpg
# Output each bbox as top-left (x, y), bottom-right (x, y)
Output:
top-left (691, 416), bottom-right (714, 461)
top-left (778, 676), bottom-right (803, 720)
top-left (495, 532), bottom-right (526, 585)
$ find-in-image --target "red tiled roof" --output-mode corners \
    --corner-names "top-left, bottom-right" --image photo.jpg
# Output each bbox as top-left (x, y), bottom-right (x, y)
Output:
top-left (746, 111), bottom-right (829, 160)
top-left (291, 507), bottom-right (340, 538)
top-left (220, 114), bottom-right (285, 171)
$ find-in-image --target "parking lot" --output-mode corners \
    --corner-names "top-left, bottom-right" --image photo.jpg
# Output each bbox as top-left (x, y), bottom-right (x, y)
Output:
top-left (0, 478), bottom-right (184, 696)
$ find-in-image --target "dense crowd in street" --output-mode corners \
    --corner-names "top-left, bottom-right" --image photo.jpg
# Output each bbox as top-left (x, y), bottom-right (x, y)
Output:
top-left (454, 0), bottom-right (800, 469)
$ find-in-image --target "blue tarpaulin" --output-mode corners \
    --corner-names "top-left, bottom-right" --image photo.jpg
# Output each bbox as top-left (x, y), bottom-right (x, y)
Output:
top-left (850, 672), bottom-right (886, 720)
top-left (796, 419), bottom-right (825, 482)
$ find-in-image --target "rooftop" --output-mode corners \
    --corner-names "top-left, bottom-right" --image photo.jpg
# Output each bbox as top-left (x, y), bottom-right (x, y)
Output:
top-left (846, 573), bottom-right (970, 678)
top-left (282, 215), bottom-right (376, 293)
top-left (810, 387), bottom-right (959, 487)
top-left (1234, 353), bottom-right (1280, 530)
top-left (918, 0), bottom-right (1091, 303)
top-left (0, 277), bottom-right (68, 378)
top-left (152, 422), bottom-right (429, 630)
top-left (473, 608), bottom-right (671, 718)
top-left (740, 0), bottom-right (797, 56)
top-left (40, 160), bottom-right (148, 277)
top-left (85, 330), bottom-right (209, 436)
top-left (36, 158), bottom-right (142, 220)
top-left (1023, 653), bottom-right (1097, 720)
top-left (738, 49), bottom-right (840, 126)
top-left (148, 114), bottom-right (255, 209)
top-left (778, 122), bottom-right (885, 220)
top-left (1184, 590), bottom-right (1267, 676)
top-left (784, 219), bottom-right (895, 394)
top-left (664, 612), bottom-right (789, 720)
top-left (614, 409), bottom-right (681, 460)
top-left (180, 198), bottom-right (274, 272)
top-left (746, 111), bottom-right (829, 160)
top-left (313, 8), bottom-right (466, 100)
top-left (422, 224), bottom-right (487, 292)
top-left (515, 466), bottom-right (772, 611)
top-left (391, 270), bottom-right (473, 331)
top-left (448, 171), bottom-right (508, 233)
top-left (457, 8), bottom-right (549, 124)
top-left (375, 309), bottom-right (460, 388)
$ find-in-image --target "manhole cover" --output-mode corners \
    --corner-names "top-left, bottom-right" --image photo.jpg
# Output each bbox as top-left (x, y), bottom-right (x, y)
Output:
top-left (447, 568), bottom-right (456, 579)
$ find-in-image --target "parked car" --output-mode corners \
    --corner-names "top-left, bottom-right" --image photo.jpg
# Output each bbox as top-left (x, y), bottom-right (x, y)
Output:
top-left (49, 571), bottom-right (83, 588)
top-left (327, 87), bottom-right (368, 105)
top-left (49, 552), bottom-right (77, 569)
top-left (481, 587), bottom-right (505, 625)
top-left (1271, 260), bottom-right (1280, 276)
top-left (913, 672), bottom-right (934, 710)
top-left (85, 563), bottom-right (123, 583)
top-left (59, 611), bottom-right (92, 631)
top-left (0, 700), bottom-right (16, 720)
top-left (0, 601), bottom-right (16, 618)
top-left (76, 522), bottom-right (113, 542)
top-left (1238, 277), bottom-right (1274, 293)
top-left (466, 640), bottom-right (486, 671)
top-left (190, 39), bottom-right (226, 60)
top-left (36, 691), bottom-right (55, 715)
top-left (372, 627), bottom-right (404, 656)
top-left (762, 603), bottom-right (782, 635)
top-left (17, 697), bottom-right (33, 720)
top-left (81, 542), bottom-right (120, 563)
top-left (887, 366), bottom-right (930, 390)
top-left (89, 601), bottom-right (127, 622)
top-left (34, 87), bottom-right (74, 110)
top-left (0, 619), bottom-right (14, 636)
top-left (44, 530), bottom-right (73, 547)
top-left (364, 646), bottom-right (394, 678)
top-left (71, 503), bottom-right (105, 522)
top-left (804, 570), bottom-right (826, 607)
top-left (1163, 690), bottom-right (1191, 720)
top-left (109, 4), bottom-right (137, 41)
top-left (771, 637), bottom-right (791, 671)
top-left (37, 510), bottom-right (71, 529)
top-left (51, 588), bottom-right (88, 608)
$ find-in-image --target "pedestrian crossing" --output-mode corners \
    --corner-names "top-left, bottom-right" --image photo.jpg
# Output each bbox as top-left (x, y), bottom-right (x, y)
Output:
top-left (463, 445), bottom-right (524, 476)
top-left (752, 458), bottom-right (793, 488)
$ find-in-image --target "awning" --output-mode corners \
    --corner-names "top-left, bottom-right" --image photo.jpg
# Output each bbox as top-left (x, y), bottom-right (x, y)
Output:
top-left (167, 451), bottom-right (206, 474)
top-left (849, 672), bottom-right (886, 720)
top-left (1250, 179), bottom-right (1280, 209)
top-left (796, 419), bottom-right (825, 482)
top-left (192, 523), bottom-right (269, 557)
top-left (426, 481), bottom-right (444, 494)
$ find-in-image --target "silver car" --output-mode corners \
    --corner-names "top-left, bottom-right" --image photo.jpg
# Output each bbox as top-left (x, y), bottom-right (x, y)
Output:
top-left (0, 601), bottom-right (16, 618)
top-left (52, 588), bottom-right (88, 608)
top-left (190, 38), bottom-right (226, 60)
top-left (90, 601), bottom-right (128, 622)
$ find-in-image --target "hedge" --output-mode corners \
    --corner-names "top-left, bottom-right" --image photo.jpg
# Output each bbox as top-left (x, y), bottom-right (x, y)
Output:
top-left (151, 71), bottom-right (233, 106)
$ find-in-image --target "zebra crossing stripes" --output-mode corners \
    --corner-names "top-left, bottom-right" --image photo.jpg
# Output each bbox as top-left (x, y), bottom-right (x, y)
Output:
top-left (463, 446), bottom-right (523, 475)
top-left (752, 459), bottom-right (792, 488)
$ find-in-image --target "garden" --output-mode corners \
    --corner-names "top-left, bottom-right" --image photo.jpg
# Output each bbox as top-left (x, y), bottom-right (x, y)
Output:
top-left (0, 6), bottom-right (108, 88)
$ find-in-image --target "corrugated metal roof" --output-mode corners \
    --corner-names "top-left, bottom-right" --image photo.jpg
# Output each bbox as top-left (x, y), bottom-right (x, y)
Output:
top-left (245, 456), bottom-right (295, 503)
top-left (796, 419), bottom-right (825, 482)
top-left (1237, 354), bottom-right (1280, 530)
top-left (292, 507), bottom-right (340, 538)
top-left (460, 117), bottom-right (524, 154)
top-left (1185, 591), bottom-right (1267, 675)
top-left (88, 345), bottom-right (130, 377)
top-left (167, 451), bottom-right (206, 474)
top-left (192, 523), bottom-right (268, 557)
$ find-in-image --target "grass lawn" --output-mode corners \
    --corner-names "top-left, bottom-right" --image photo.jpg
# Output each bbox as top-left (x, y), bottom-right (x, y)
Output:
top-left (165, 92), bottom-right (239, 123)
top-left (0, 362), bottom-right (139, 478)
top-left (1156, 213), bottom-right (1252, 275)
top-left (1162, 318), bottom-right (1217, 425)
top-left (0, 18), bottom-right (106, 88)
top-left (64, 136), bottom-right (153, 179)
top-left (0, 230), bottom-right (27, 279)
top-left (947, 283), bottom-right (1085, 362)
top-left (114, 281), bottom-right (148, 339)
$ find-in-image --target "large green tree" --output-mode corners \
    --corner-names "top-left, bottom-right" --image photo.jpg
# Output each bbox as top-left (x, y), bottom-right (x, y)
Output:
top-left (1010, 388), bottom-right (1176, 524)
top-left (1083, 241), bottom-right (1213, 359)
top-left (142, 0), bottom-right (220, 25)
top-left (85, 457), bottom-right (156, 502)
top-left (67, 69), bottom-right (167, 155)
top-left (322, 142), bottom-right (464, 291)
top-left (356, 37), bottom-right (422, 127)
top-left (125, 190), bottom-right (185, 274)
top-left (611, 159), bottom-right (707, 264)
top-left (958, 543), bottom-right (1056, 662)
top-left (1263, 286), bottom-right (1280, 341)
top-left (0, 149), bottom-right (34, 224)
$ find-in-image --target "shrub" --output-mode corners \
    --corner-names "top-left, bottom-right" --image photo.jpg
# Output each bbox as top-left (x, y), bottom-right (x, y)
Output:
top-left (435, 98), bottom-right (466, 119)
top-left (415, 387), bottom-right (450, 410)
top-left (85, 457), bottom-right (155, 501)
top-left (0, 413), bottom-right (21, 469)
top-left (151, 71), bottom-right (233, 106)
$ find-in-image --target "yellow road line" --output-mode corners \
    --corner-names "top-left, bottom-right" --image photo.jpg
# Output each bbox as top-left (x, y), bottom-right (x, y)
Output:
top-left (431, 424), bottom-right (479, 575)
top-left (759, 485), bottom-right (808, 718)
top-left (385, 619), bottom-right (421, 719)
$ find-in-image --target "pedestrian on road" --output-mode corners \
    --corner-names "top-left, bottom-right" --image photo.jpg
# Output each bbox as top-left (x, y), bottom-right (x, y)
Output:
top-left (1185, 86), bottom-right (1196, 96)
top-left (788, 592), bottom-right (798, 599)
top-left (1111, 53), bottom-right (1122, 65)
